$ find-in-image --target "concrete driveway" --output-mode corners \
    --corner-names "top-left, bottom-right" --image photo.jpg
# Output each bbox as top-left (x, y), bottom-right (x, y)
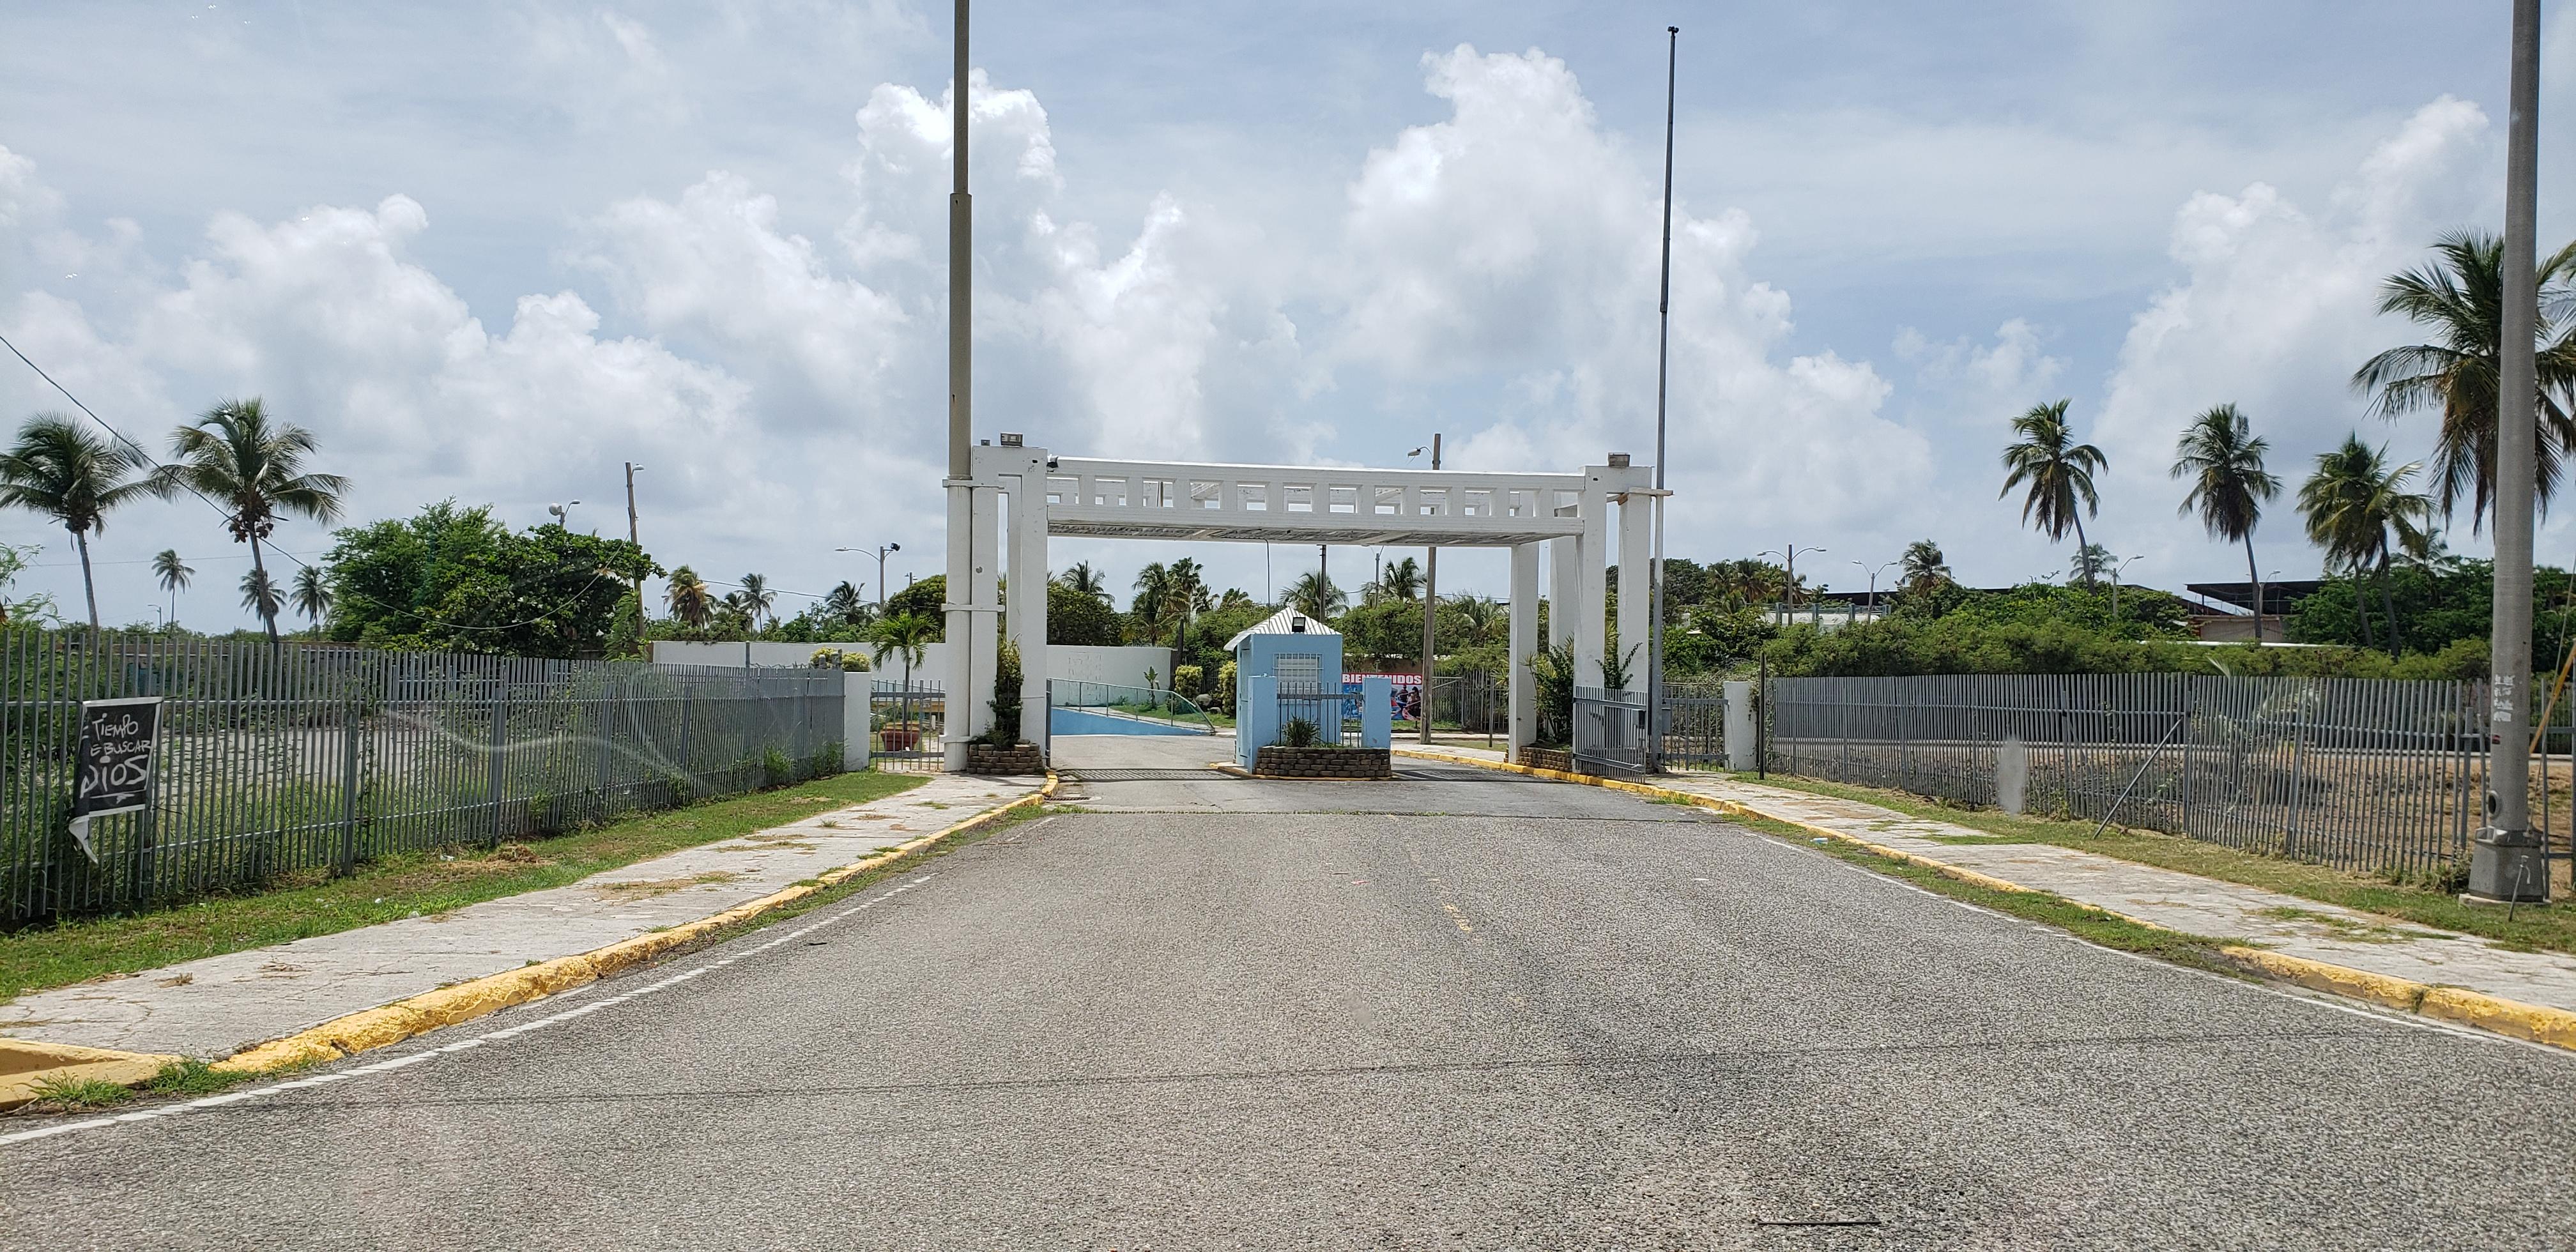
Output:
top-left (3, 761), bottom-right (2569, 1248)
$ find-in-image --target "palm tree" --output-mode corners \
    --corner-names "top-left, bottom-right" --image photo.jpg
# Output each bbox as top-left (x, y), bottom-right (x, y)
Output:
top-left (2352, 231), bottom-right (2576, 530)
top-left (289, 565), bottom-right (331, 629)
top-left (1373, 556), bottom-right (1424, 603)
top-left (2172, 402), bottom-right (2283, 641)
top-left (1057, 561), bottom-right (1112, 605)
top-left (2299, 436), bottom-right (2432, 653)
top-left (2069, 544), bottom-right (2115, 586)
top-left (1999, 399), bottom-right (2109, 586)
top-left (736, 573), bottom-right (775, 629)
top-left (148, 398), bottom-right (347, 650)
top-left (1897, 540), bottom-right (1951, 595)
top-left (151, 548), bottom-right (192, 627)
top-left (1131, 561), bottom-right (1173, 643)
top-left (1216, 587), bottom-right (1255, 613)
top-left (869, 611), bottom-right (938, 689)
top-left (1285, 569), bottom-right (1346, 620)
top-left (1162, 557), bottom-right (1209, 654)
top-left (0, 413), bottom-right (155, 630)
top-left (239, 567), bottom-right (281, 623)
top-left (822, 580), bottom-right (864, 627)
top-left (666, 566), bottom-right (712, 629)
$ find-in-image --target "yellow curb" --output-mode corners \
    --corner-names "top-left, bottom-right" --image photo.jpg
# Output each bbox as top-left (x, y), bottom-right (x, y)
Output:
top-left (0, 1039), bottom-right (183, 1113)
top-left (208, 774), bottom-right (1059, 1076)
top-left (1393, 747), bottom-right (2576, 1055)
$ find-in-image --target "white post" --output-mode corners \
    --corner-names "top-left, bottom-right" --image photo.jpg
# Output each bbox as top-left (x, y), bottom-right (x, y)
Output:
top-left (1549, 536), bottom-right (1578, 652)
top-left (1614, 476), bottom-right (1652, 692)
top-left (1510, 541), bottom-right (1539, 755)
top-left (1012, 457), bottom-right (1051, 760)
top-left (965, 481), bottom-right (1001, 747)
top-left (1575, 468), bottom-right (1609, 689)
top-left (942, 485), bottom-right (974, 770)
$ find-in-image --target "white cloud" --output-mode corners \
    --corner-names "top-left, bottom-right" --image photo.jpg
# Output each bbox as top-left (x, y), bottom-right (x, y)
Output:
top-left (1337, 47), bottom-right (1927, 546)
top-left (2089, 98), bottom-right (2497, 579)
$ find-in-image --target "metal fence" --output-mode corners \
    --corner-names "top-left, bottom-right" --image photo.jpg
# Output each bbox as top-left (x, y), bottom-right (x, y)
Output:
top-left (868, 680), bottom-right (946, 772)
top-left (1574, 685), bottom-right (1652, 774)
top-left (1659, 680), bottom-right (1729, 769)
top-left (1422, 673), bottom-right (1505, 746)
top-left (1047, 680), bottom-right (1217, 733)
top-left (1277, 683), bottom-right (1360, 746)
top-left (1, 630), bottom-right (845, 924)
top-left (1761, 673), bottom-right (2492, 880)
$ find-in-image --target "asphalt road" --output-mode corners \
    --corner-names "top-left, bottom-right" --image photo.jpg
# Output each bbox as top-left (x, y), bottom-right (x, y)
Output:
top-left (3, 749), bottom-right (2570, 1249)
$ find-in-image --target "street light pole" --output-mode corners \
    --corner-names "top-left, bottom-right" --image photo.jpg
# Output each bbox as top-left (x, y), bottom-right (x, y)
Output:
top-left (2110, 554), bottom-right (2142, 624)
top-left (624, 463), bottom-right (644, 648)
top-left (840, 544), bottom-right (903, 613)
top-left (2480, 0), bottom-right (2547, 904)
top-left (1648, 24), bottom-right (1680, 773)
top-left (1759, 545), bottom-right (1825, 627)
top-left (942, 0), bottom-right (976, 772)
top-left (1852, 558), bottom-right (1896, 621)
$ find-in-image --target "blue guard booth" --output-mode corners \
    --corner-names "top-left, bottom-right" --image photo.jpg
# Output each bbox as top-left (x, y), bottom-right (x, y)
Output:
top-left (1229, 608), bottom-right (1390, 770)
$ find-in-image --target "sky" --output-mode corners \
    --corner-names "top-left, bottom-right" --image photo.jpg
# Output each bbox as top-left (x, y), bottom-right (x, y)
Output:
top-left (3, 1), bottom-right (2573, 629)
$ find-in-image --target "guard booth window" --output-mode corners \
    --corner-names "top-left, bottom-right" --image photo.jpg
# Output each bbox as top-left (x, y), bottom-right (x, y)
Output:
top-left (1277, 653), bottom-right (1322, 690)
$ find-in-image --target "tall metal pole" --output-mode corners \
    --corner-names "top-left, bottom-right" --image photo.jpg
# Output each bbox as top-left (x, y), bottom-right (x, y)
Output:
top-left (1648, 25), bottom-right (1679, 772)
top-left (2474, 0), bottom-right (2549, 902)
top-left (624, 462), bottom-right (643, 648)
top-left (1419, 432), bottom-right (1441, 744)
top-left (942, 0), bottom-right (976, 770)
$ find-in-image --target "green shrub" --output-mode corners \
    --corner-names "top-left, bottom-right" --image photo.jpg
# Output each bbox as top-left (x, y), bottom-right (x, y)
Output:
top-left (1173, 664), bottom-right (1204, 698)
top-left (1283, 717), bottom-right (1319, 748)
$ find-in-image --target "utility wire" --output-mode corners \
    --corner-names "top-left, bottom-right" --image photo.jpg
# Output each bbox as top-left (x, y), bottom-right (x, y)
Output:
top-left (0, 329), bottom-right (626, 636)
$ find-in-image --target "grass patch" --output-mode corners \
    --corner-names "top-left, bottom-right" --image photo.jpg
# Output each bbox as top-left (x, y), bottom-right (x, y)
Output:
top-left (1729, 771), bottom-right (2576, 956)
top-left (0, 770), bottom-right (925, 1000)
top-left (1727, 808), bottom-right (2243, 972)
top-left (20, 1074), bottom-right (137, 1112)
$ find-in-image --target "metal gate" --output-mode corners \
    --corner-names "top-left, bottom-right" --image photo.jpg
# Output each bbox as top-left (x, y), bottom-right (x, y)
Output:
top-left (1660, 682), bottom-right (1728, 769)
top-left (868, 680), bottom-right (945, 772)
top-left (1574, 685), bottom-right (1651, 774)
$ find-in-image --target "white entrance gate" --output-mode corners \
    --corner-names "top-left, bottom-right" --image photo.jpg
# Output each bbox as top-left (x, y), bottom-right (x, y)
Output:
top-left (944, 438), bottom-right (1658, 769)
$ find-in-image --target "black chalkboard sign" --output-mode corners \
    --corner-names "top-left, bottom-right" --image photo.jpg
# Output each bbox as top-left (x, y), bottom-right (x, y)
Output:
top-left (70, 696), bottom-right (161, 860)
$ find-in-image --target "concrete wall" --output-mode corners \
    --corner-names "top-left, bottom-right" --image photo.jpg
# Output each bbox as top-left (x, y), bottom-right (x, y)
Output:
top-left (653, 641), bottom-right (1171, 692)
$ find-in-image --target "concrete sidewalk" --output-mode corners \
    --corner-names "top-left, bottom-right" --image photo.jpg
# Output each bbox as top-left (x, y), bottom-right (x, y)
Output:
top-left (1399, 747), bottom-right (2576, 1039)
top-left (1, 772), bottom-right (1042, 1066)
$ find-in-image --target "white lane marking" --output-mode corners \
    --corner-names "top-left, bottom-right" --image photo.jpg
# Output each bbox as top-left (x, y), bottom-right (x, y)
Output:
top-left (0, 874), bottom-right (940, 1150)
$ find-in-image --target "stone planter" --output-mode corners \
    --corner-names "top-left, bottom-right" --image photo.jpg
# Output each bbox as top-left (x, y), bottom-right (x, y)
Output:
top-left (964, 742), bottom-right (1046, 775)
top-left (1517, 746), bottom-right (1580, 774)
top-left (1255, 745), bottom-right (1393, 779)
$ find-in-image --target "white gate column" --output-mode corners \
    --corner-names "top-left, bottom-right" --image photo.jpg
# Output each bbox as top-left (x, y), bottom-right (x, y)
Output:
top-left (1549, 536), bottom-right (1578, 651)
top-left (1011, 450), bottom-right (1051, 760)
top-left (1509, 540), bottom-right (1538, 754)
top-left (1614, 477), bottom-right (1653, 691)
top-left (1575, 467), bottom-right (1610, 689)
top-left (942, 481), bottom-right (976, 770)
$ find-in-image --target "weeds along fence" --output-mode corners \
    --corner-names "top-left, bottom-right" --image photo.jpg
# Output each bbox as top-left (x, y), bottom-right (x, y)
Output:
top-left (1761, 673), bottom-right (2488, 882)
top-left (1, 630), bottom-right (845, 924)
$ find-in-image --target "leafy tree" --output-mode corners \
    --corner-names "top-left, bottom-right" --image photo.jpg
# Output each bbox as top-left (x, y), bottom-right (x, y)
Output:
top-left (2298, 436), bottom-right (2432, 653)
top-left (2000, 399), bottom-right (2108, 586)
top-left (883, 574), bottom-right (944, 636)
top-left (0, 413), bottom-right (155, 630)
top-left (152, 548), bottom-right (193, 627)
top-left (1057, 561), bottom-right (1112, 605)
top-left (1284, 569), bottom-right (1345, 620)
top-left (0, 540), bottom-right (56, 625)
top-left (1368, 556), bottom-right (1423, 604)
top-left (2070, 543), bottom-right (2115, 586)
top-left (868, 612), bottom-right (938, 688)
top-left (666, 566), bottom-right (712, 629)
top-left (239, 567), bottom-right (281, 622)
top-left (2352, 231), bottom-right (2576, 530)
top-left (735, 573), bottom-right (774, 629)
top-left (323, 501), bottom-right (657, 657)
top-left (289, 564), bottom-right (331, 628)
top-left (2172, 402), bottom-right (2282, 641)
top-left (1338, 598), bottom-right (1423, 666)
top-left (1897, 540), bottom-right (1952, 595)
top-left (148, 398), bottom-right (347, 650)
top-left (1131, 561), bottom-right (1172, 643)
top-left (1048, 579), bottom-right (1123, 646)
top-left (820, 580), bottom-right (870, 630)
